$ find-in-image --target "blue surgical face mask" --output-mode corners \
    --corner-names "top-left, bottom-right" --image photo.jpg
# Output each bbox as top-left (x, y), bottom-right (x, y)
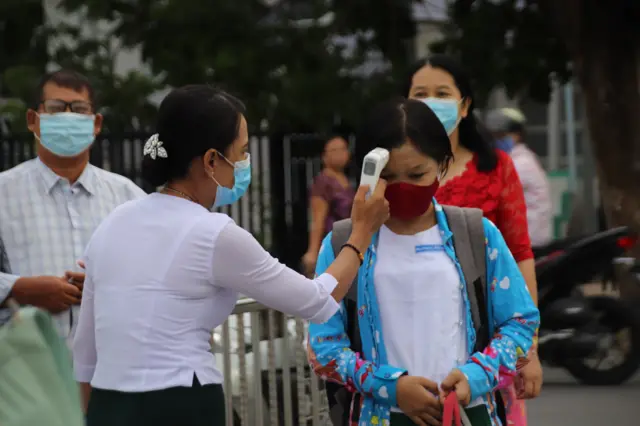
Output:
top-left (495, 136), bottom-right (515, 153)
top-left (213, 154), bottom-right (252, 208)
top-left (422, 98), bottom-right (460, 135)
top-left (37, 112), bottom-right (96, 157)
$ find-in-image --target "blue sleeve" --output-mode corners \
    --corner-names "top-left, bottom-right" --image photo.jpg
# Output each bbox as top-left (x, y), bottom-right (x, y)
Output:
top-left (458, 219), bottom-right (540, 400)
top-left (307, 233), bottom-right (407, 406)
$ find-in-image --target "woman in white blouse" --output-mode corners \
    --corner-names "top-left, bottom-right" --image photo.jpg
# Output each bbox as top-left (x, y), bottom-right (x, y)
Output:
top-left (72, 85), bottom-right (389, 426)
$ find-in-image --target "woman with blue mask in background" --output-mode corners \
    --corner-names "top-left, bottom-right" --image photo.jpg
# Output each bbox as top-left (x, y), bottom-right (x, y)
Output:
top-left (72, 85), bottom-right (390, 426)
top-left (404, 55), bottom-right (541, 426)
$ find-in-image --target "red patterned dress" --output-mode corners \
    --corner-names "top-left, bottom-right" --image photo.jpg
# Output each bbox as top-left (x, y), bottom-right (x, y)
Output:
top-left (436, 149), bottom-right (533, 426)
top-left (436, 149), bottom-right (534, 263)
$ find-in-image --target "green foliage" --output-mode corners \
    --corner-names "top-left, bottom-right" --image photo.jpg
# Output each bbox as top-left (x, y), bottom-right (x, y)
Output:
top-left (0, 0), bottom-right (47, 124)
top-left (0, 0), bottom-right (47, 76)
top-left (3, 65), bottom-right (41, 101)
top-left (0, 99), bottom-right (27, 130)
top-left (2, 0), bottom-right (420, 133)
top-left (431, 0), bottom-right (571, 106)
top-left (1, 4), bottom-right (160, 133)
top-left (331, 0), bottom-right (416, 64)
top-left (53, 0), bottom-right (418, 132)
top-left (45, 23), bottom-right (163, 132)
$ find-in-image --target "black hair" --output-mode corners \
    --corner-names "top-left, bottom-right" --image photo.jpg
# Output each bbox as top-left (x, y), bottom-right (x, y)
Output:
top-left (34, 69), bottom-right (95, 109)
top-left (359, 97), bottom-right (453, 174)
top-left (324, 133), bottom-right (348, 149)
top-left (403, 54), bottom-right (498, 172)
top-left (141, 85), bottom-right (246, 187)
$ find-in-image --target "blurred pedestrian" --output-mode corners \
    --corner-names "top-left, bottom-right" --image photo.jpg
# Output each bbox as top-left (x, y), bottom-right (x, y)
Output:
top-left (72, 85), bottom-right (390, 426)
top-left (486, 108), bottom-right (553, 247)
top-left (0, 70), bottom-right (145, 343)
top-left (404, 55), bottom-right (542, 425)
top-left (302, 134), bottom-right (355, 276)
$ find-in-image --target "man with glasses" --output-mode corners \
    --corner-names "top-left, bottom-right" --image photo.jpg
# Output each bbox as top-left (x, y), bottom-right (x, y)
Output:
top-left (0, 70), bottom-right (145, 343)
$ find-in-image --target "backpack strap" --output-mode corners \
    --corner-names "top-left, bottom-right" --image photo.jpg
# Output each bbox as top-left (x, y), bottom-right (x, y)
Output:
top-left (330, 219), bottom-right (353, 255)
top-left (442, 205), bottom-right (489, 352)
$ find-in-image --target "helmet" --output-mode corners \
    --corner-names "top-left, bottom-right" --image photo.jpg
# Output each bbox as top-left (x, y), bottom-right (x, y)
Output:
top-left (485, 107), bottom-right (526, 134)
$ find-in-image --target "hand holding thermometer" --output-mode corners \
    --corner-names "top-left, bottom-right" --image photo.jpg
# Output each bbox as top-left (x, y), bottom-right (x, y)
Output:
top-left (360, 148), bottom-right (389, 198)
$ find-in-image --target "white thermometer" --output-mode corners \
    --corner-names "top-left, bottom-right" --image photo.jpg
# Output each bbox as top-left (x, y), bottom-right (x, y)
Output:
top-left (360, 148), bottom-right (389, 198)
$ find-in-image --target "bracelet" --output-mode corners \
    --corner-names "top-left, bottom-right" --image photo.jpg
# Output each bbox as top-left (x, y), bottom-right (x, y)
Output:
top-left (341, 243), bottom-right (364, 266)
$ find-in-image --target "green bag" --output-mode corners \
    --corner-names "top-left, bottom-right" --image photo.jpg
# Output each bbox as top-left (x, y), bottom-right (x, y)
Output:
top-left (389, 404), bottom-right (491, 426)
top-left (0, 300), bottom-right (84, 426)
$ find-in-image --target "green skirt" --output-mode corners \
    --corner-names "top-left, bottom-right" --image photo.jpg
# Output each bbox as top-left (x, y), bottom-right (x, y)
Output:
top-left (86, 375), bottom-right (225, 426)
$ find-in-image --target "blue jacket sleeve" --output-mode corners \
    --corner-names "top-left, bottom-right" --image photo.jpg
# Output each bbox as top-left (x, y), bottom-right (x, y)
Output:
top-left (458, 219), bottom-right (540, 401)
top-left (307, 233), bottom-right (407, 406)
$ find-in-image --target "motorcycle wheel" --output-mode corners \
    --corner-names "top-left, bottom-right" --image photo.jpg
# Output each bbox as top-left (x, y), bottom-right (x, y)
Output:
top-left (565, 296), bottom-right (640, 385)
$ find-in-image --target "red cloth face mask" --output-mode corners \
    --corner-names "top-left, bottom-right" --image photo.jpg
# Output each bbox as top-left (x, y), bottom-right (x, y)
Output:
top-left (384, 180), bottom-right (440, 220)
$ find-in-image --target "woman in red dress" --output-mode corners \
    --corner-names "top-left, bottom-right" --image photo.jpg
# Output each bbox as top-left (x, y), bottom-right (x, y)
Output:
top-left (403, 54), bottom-right (542, 426)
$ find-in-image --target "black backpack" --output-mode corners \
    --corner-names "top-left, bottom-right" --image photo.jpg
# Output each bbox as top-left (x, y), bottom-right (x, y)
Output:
top-left (324, 205), bottom-right (506, 425)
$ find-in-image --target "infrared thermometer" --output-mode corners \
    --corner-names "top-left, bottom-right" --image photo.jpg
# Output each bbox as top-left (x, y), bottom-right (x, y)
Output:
top-left (360, 148), bottom-right (389, 198)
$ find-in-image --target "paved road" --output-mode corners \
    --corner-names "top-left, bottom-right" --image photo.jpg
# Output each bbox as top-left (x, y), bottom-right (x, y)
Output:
top-left (528, 367), bottom-right (638, 425)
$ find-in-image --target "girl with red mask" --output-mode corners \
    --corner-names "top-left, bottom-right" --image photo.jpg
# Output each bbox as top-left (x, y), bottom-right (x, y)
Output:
top-left (405, 54), bottom-right (542, 426)
top-left (307, 98), bottom-right (539, 426)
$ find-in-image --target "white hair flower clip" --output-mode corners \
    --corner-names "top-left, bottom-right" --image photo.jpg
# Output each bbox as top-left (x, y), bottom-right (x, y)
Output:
top-left (143, 134), bottom-right (168, 160)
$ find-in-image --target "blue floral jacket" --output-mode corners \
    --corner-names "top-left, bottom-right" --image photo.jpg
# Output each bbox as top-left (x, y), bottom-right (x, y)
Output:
top-left (307, 201), bottom-right (540, 426)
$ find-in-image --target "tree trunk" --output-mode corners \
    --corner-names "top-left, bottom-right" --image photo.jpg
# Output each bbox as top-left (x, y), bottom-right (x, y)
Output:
top-left (577, 48), bottom-right (640, 234)
top-left (544, 0), bottom-right (640, 233)
top-left (544, 0), bottom-right (640, 298)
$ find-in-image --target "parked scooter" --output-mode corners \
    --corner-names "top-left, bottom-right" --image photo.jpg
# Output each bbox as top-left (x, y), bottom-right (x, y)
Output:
top-left (535, 227), bottom-right (640, 385)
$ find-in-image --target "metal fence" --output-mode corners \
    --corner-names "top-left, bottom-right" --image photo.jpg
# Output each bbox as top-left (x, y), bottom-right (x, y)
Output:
top-left (276, 133), bottom-right (359, 266)
top-left (0, 131), bottom-right (357, 263)
top-left (0, 132), bottom-right (276, 249)
top-left (215, 299), bottom-right (330, 426)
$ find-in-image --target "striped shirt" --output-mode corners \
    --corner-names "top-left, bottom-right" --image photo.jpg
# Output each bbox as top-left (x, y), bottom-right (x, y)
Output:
top-left (0, 158), bottom-right (145, 340)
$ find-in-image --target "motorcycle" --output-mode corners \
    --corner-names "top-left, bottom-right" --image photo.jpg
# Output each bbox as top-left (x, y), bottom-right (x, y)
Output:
top-left (535, 226), bottom-right (640, 385)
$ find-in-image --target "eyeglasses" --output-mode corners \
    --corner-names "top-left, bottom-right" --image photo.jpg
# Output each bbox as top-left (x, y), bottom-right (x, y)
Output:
top-left (41, 99), bottom-right (93, 114)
